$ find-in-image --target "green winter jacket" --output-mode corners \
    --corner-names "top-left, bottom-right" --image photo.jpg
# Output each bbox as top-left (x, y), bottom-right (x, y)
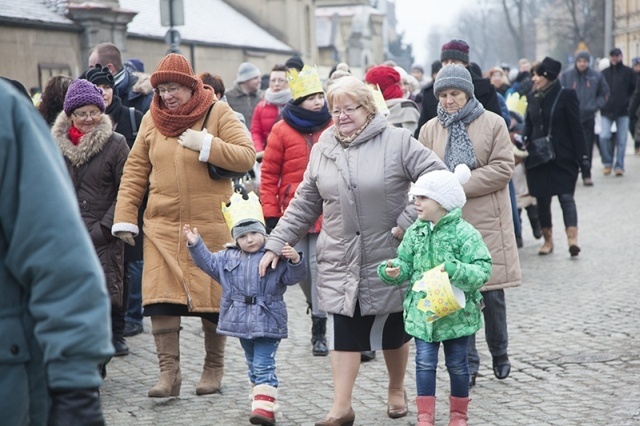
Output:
top-left (377, 209), bottom-right (492, 342)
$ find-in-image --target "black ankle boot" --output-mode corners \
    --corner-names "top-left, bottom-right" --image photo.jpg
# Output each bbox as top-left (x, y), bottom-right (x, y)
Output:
top-left (311, 315), bottom-right (328, 356)
top-left (492, 354), bottom-right (511, 379)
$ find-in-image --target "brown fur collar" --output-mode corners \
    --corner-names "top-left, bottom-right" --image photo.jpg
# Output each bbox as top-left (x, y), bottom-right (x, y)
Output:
top-left (51, 113), bottom-right (114, 167)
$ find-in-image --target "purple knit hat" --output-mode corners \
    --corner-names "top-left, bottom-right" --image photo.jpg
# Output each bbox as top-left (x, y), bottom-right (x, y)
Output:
top-left (63, 79), bottom-right (105, 116)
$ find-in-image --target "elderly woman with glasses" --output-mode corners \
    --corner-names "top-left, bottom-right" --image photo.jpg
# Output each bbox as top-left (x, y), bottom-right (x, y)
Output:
top-left (111, 54), bottom-right (255, 398)
top-left (51, 79), bottom-right (130, 377)
top-left (259, 75), bottom-right (446, 426)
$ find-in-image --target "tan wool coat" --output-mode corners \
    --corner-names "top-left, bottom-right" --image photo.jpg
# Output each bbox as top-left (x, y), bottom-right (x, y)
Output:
top-left (113, 101), bottom-right (256, 312)
top-left (418, 110), bottom-right (521, 291)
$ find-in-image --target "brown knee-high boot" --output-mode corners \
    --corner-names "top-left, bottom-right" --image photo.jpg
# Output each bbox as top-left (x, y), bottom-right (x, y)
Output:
top-left (566, 226), bottom-right (580, 257)
top-left (148, 318), bottom-right (181, 397)
top-left (538, 227), bottom-right (554, 255)
top-left (196, 319), bottom-right (226, 395)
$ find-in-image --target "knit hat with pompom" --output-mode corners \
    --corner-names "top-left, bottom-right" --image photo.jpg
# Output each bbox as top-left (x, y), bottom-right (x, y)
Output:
top-left (364, 65), bottom-right (403, 100)
top-left (63, 79), bottom-right (105, 116)
top-left (150, 53), bottom-right (198, 89)
top-left (409, 164), bottom-right (471, 211)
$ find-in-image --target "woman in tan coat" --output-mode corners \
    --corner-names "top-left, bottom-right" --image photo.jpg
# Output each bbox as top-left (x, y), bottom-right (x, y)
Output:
top-left (112, 54), bottom-right (255, 398)
top-left (418, 65), bottom-right (521, 393)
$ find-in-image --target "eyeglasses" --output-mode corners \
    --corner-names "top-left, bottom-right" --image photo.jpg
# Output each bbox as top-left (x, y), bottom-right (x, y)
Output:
top-left (330, 105), bottom-right (362, 117)
top-left (72, 110), bottom-right (102, 119)
top-left (155, 86), bottom-right (183, 96)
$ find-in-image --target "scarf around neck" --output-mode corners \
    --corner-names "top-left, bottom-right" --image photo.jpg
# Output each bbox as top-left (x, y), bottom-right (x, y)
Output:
top-left (264, 88), bottom-right (292, 107)
top-left (150, 84), bottom-right (216, 137)
top-left (437, 97), bottom-right (485, 171)
top-left (333, 113), bottom-right (374, 145)
top-left (534, 78), bottom-right (558, 100)
top-left (281, 100), bottom-right (332, 134)
top-left (68, 125), bottom-right (85, 146)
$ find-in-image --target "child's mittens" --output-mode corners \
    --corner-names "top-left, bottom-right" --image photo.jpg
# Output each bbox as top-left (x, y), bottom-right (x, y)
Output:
top-left (443, 261), bottom-right (457, 278)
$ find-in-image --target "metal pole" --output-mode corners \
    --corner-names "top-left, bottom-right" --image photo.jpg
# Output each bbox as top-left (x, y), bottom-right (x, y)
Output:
top-left (604, 0), bottom-right (613, 56)
top-left (168, 0), bottom-right (179, 53)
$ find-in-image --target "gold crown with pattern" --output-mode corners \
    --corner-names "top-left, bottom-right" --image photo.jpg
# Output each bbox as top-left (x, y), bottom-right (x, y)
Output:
top-left (287, 65), bottom-right (324, 100)
top-left (221, 191), bottom-right (265, 231)
top-left (368, 84), bottom-right (389, 116)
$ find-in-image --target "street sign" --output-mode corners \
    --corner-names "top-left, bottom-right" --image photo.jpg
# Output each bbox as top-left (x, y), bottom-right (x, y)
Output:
top-left (165, 28), bottom-right (181, 46)
top-left (160, 0), bottom-right (184, 27)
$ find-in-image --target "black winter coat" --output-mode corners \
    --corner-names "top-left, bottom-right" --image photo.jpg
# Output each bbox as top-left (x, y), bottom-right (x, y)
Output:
top-left (106, 96), bottom-right (146, 261)
top-left (601, 62), bottom-right (635, 118)
top-left (524, 81), bottom-right (586, 198)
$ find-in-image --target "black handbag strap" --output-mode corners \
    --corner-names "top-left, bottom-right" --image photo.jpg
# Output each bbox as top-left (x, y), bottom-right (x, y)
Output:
top-left (547, 88), bottom-right (563, 138)
top-left (201, 103), bottom-right (215, 131)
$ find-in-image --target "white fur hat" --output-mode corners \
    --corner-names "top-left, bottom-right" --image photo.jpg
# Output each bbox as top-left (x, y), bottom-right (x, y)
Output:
top-left (409, 164), bottom-right (471, 211)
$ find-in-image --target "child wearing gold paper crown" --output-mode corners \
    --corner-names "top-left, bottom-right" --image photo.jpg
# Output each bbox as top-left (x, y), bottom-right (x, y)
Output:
top-left (377, 164), bottom-right (492, 426)
top-left (183, 192), bottom-right (306, 426)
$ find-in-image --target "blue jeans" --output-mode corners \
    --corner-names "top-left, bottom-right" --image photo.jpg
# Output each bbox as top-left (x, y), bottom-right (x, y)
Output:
top-left (415, 336), bottom-right (470, 398)
top-left (125, 260), bottom-right (143, 325)
top-left (239, 337), bottom-right (280, 387)
top-left (600, 115), bottom-right (629, 171)
top-left (467, 289), bottom-right (508, 374)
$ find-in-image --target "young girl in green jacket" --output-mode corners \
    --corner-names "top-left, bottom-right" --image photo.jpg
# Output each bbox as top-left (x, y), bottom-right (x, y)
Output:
top-left (378, 164), bottom-right (492, 426)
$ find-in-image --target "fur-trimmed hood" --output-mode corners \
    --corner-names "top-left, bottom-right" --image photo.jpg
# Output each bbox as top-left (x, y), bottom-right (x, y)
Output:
top-left (132, 72), bottom-right (153, 95)
top-left (51, 113), bottom-right (114, 167)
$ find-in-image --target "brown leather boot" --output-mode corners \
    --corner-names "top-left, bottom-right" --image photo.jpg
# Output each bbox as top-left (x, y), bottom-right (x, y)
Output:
top-left (148, 328), bottom-right (181, 397)
top-left (448, 396), bottom-right (470, 426)
top-left (416, 396), bottom-right (436, 426)
top-left (566, 226), bottom-right (581, 257)
top-left (538, 227), bottom-right (554, 255)
top-left (195, 320), bottom-right (226, 395)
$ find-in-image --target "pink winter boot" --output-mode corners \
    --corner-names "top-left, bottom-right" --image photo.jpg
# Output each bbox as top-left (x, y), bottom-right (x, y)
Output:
top-left (448, 396), bottom-right (470, 426)
top-left (416, 396), bottom-right (436, 426)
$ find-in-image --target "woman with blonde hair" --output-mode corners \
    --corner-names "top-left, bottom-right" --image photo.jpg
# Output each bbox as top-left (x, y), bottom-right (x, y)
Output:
top-left (260, 75), bottom-right (446, 426)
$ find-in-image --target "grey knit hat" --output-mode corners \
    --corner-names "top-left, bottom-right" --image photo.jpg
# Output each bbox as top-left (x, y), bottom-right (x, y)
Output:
top-left (237, 62), bottom-right (261, 83)
top-left (433, 64), bottom-right (474, 98)
top-left (232, 220), bottom-right (267, 240)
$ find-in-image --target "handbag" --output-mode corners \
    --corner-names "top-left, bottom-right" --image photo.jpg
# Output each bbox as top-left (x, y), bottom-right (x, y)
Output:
top-left (201, 103), bottom-right (251, 180)
top-left (524, 89), bottom-right (562, 170)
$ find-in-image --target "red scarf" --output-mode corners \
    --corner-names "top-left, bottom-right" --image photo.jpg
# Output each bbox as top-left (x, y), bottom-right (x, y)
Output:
top-left (68, 125), bottom-right (85, 146)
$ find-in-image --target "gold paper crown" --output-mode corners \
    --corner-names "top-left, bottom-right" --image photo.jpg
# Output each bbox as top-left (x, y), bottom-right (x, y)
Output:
top-left (221, 192), bottom-right (265, 231)
top-left (287, 65), bottom-right (323, 100)
top-left (368, 84), bottom-right (389, 116)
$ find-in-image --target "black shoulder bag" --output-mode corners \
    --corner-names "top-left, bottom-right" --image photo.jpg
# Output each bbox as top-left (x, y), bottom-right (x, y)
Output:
top-left (201, 103), bottom-right (251, 180)
top-left (524, 89), bottom-right (562, 170)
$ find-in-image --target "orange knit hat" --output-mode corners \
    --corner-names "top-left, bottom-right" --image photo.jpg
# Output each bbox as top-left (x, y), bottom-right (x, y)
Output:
top-left (150, 53), bottom-right (198, 89)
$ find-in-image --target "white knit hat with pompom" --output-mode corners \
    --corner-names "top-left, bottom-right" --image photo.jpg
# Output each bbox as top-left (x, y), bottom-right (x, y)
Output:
top-left (409, 164), bottom-right (471, 211)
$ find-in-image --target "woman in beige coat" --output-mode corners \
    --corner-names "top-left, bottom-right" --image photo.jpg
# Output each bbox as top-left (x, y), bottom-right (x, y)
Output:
top-left (419, 65), bottom-right (521, 392)
top-left (260, 76), bottom-right (446, 426)
top-left (112, 54), bottom-right (255, 398)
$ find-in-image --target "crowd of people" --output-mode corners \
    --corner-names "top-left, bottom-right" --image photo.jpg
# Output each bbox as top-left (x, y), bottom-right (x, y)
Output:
top-left (2, 36), bottom-right (637, 426)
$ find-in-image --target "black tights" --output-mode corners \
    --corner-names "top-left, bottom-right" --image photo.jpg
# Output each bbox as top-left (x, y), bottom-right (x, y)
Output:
top-left (536, 193), bottom-right (577, 228)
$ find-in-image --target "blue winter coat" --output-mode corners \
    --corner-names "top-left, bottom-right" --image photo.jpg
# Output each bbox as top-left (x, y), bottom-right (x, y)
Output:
top-left (188, 238), bottom-right (306, 339)
top-left (0, 80), bottom-right (113, 425)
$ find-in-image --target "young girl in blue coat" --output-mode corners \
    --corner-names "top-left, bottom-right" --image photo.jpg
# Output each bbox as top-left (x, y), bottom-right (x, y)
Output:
top-left (183, 193), bottom-right (306, 426)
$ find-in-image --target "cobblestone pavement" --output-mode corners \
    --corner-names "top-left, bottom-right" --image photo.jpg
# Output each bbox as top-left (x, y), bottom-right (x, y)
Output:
top-left (102, 150), bottom-right (640, 425)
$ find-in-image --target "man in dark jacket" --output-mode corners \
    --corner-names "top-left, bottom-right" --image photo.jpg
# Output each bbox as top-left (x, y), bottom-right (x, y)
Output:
top-left (560, 51), bottom-right (610, 186)
top-left (0, 79), bottom-right (112, 425)
top-left (89, 43), bottom-right (153, 114)
top-left (415, 39), bottom-right (503, 138)
top-left (599, 47), bottom-right (635, 176)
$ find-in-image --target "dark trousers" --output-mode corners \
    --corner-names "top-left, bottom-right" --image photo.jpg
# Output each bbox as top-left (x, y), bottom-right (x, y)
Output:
top-left (536, 194), bottom-right (578, 228)
top-left (581, 118), bottom-right (595, 179)
top-left (467, 289), bottom-right (508, 374)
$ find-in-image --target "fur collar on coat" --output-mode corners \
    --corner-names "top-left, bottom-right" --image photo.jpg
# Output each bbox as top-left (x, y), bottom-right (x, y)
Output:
top-left (51, 113), bottom-right (114, 167)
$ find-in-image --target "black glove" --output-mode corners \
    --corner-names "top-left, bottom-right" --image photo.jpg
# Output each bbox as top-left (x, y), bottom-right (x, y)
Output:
top-left (265, 217), bottom-right (280, 234)
top-left (49, 388), bottom-right (105, 426)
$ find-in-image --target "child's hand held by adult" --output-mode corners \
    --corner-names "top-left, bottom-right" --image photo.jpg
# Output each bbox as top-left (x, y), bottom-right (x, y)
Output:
top-left (281, 243), bottom-right (300, 264)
